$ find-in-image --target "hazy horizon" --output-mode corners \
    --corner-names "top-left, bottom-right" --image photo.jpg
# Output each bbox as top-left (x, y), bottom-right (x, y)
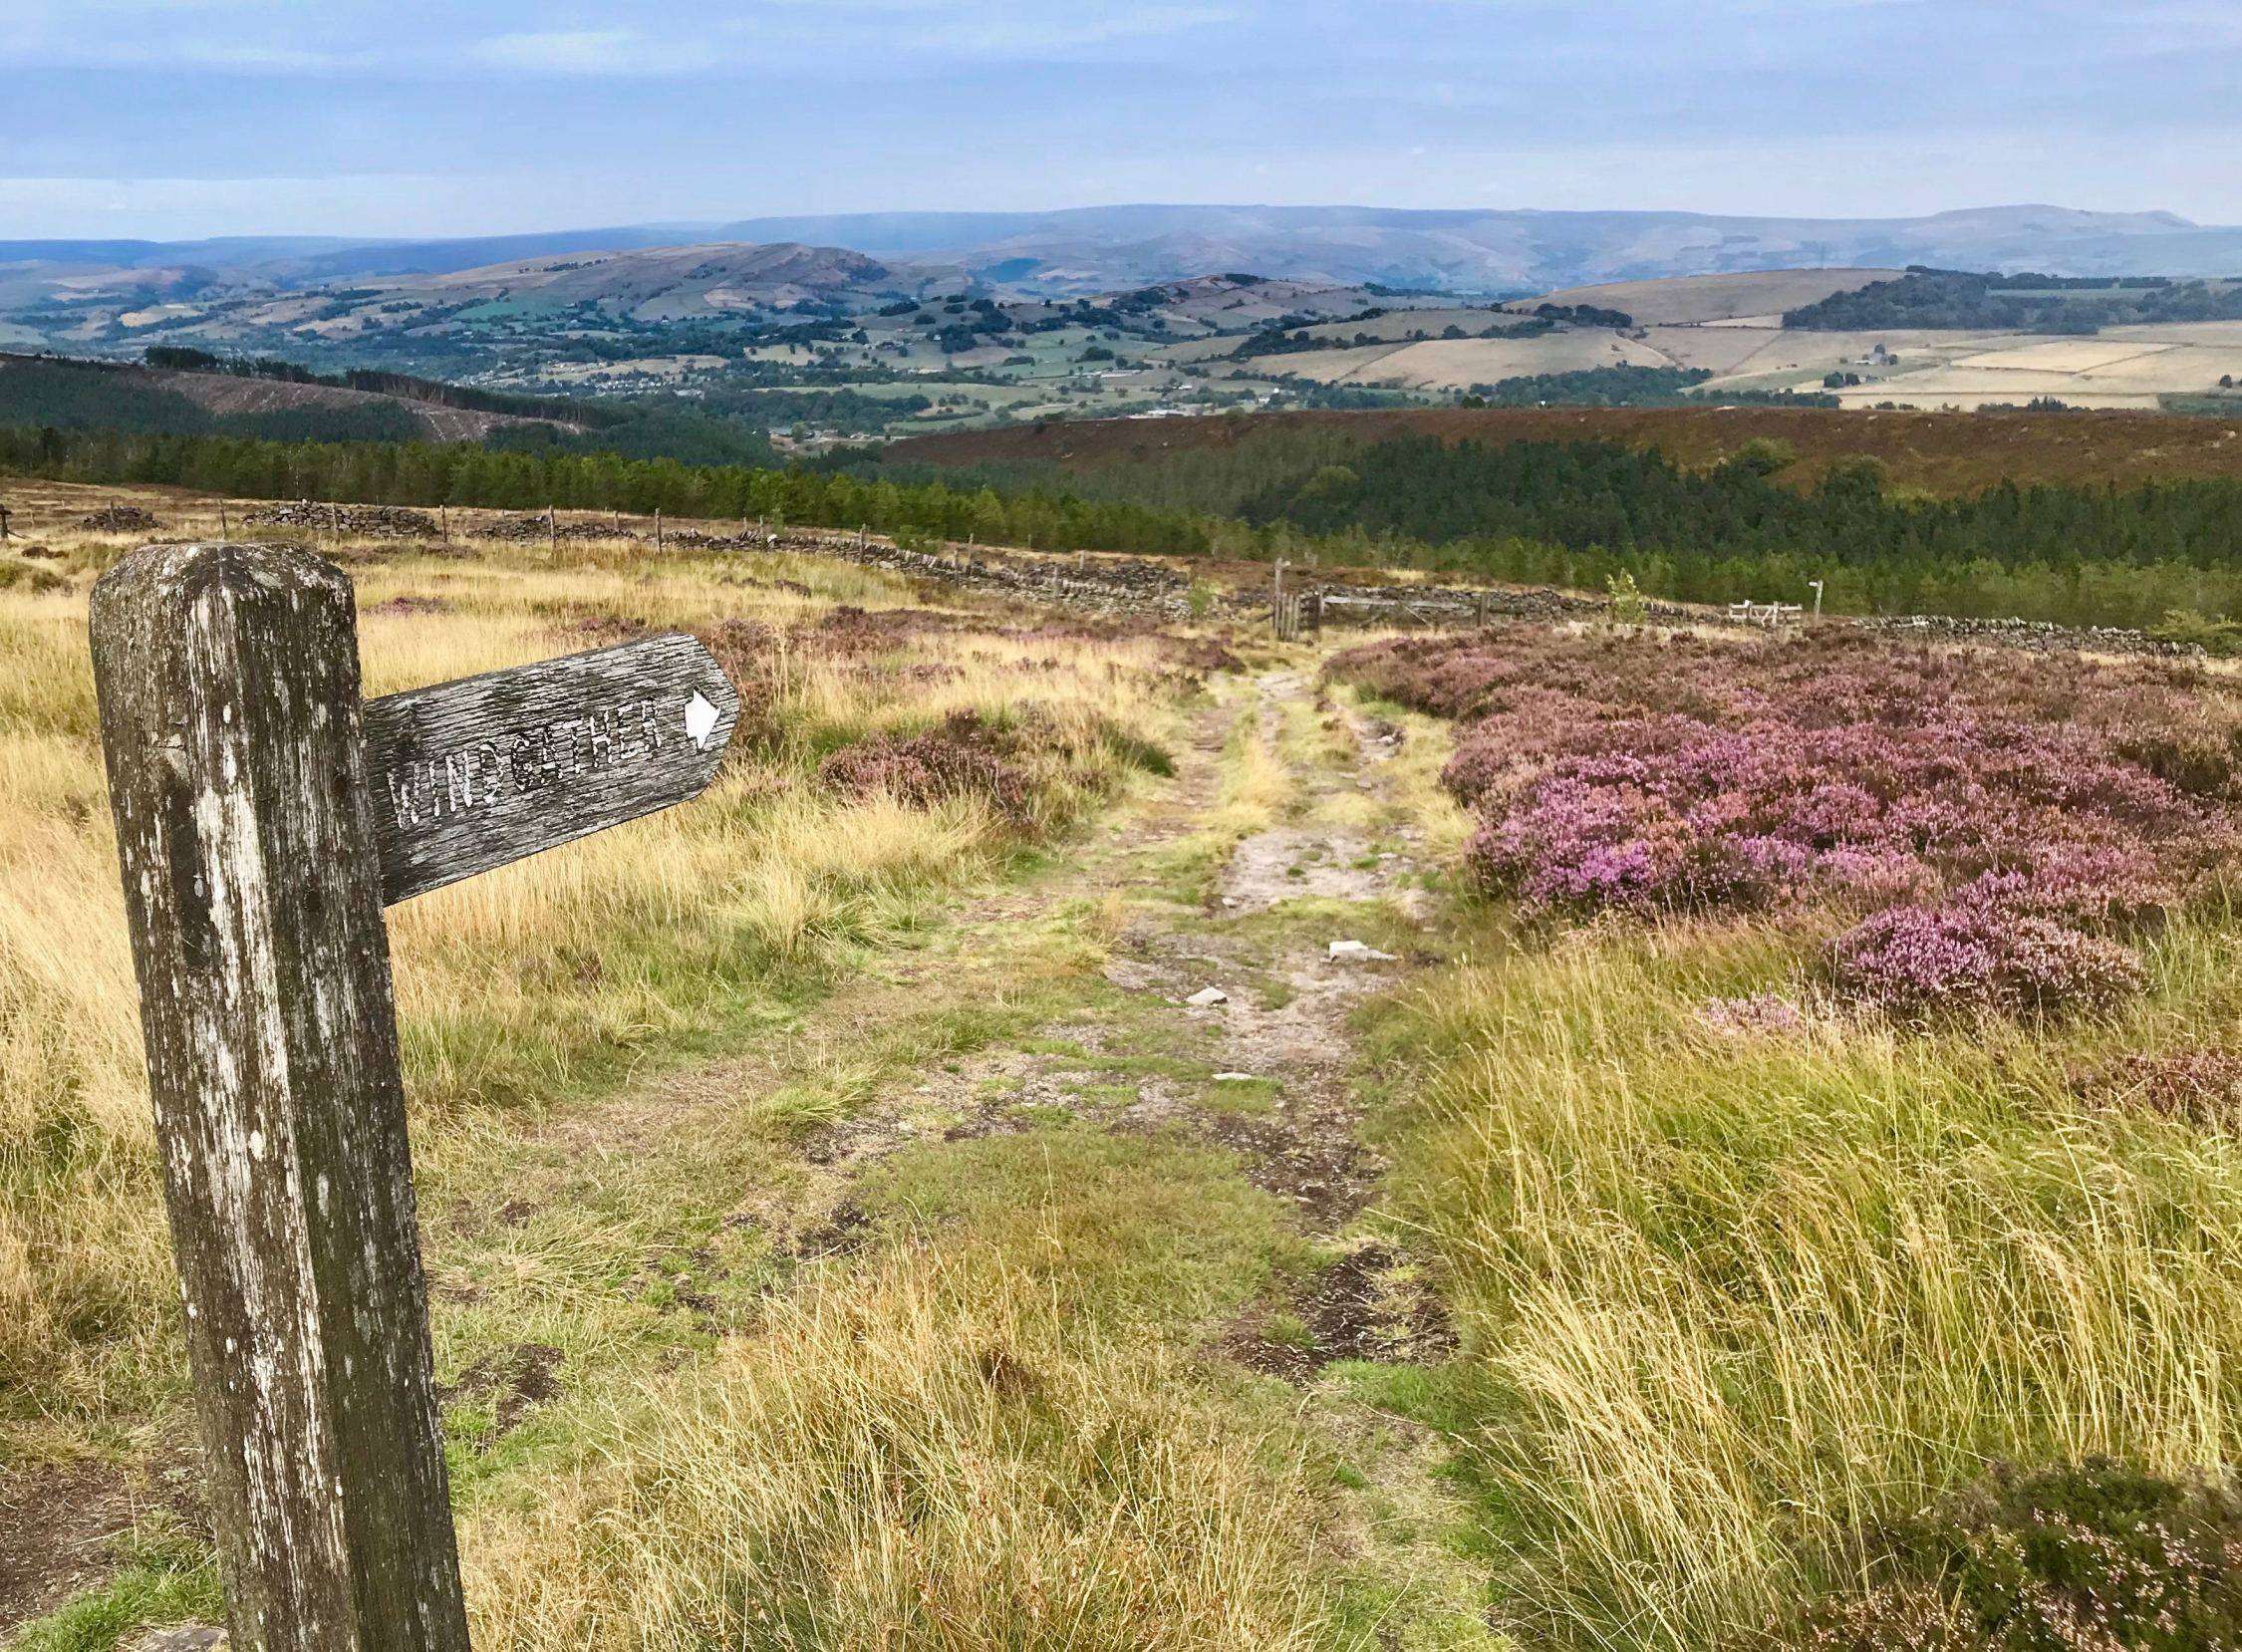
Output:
top-left (6, 198), bottom-right (2234, 257)
top-left (6, 0), bottom-right (2239, 241)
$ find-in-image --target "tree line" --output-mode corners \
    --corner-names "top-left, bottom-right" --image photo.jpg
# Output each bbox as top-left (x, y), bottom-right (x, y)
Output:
top-left (0, 422), bottom-right (1220, 557)
top-left (12, 417), bottom-right (2242, 630)
top-left (1784, 268), bottom-right (2242, 334)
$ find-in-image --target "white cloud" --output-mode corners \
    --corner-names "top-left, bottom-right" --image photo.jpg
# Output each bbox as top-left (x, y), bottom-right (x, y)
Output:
top-left (175, 41), bottom-right (367, 70)
top-left (464, 29), bottom-right (696, 75)
top-left (459, 4), bottom-right (1241, 75)
top-left (900, 4), bottom-right (1239, 55)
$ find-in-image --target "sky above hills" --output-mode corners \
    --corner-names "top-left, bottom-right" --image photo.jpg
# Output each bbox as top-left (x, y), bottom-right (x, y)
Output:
top-left (5, 0), bottom-right (2239, 239)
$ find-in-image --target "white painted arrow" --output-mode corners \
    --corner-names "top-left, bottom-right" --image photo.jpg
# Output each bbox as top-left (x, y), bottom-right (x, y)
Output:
top-left (684, 689), bottom-right (720, 752)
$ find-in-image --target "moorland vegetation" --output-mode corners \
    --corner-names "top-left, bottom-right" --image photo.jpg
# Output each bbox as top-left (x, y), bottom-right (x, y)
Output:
top-left (1331, 622), bottom-right (2242, 1647)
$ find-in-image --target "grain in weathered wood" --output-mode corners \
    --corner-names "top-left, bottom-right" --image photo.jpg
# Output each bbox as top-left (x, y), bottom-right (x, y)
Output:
top-left (364, 632), bottom-right (740, 904)
top-left (90, 542), bottom-right (468, 1652)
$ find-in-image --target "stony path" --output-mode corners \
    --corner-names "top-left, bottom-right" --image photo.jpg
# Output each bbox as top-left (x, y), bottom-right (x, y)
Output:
top-left (765, 668), bottom-right (1445, 1323)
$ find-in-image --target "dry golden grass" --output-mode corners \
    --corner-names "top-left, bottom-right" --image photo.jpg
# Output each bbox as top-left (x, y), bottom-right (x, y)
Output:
top-left (0, 528), bottom-right (1190, 1445)
top-left (1381, 915), bottom-right (2242, 1648)
top-left (462, 1244), bottom-right (1332, 1650)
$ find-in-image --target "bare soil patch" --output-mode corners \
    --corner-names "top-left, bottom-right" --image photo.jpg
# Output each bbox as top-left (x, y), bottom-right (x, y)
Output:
top-left (0, 1444), bottom-right (208, 1639)
top-left (0, 1461), bottom-right (132, 1633)
top-left (1223, 1240), bottom-right (1458, 1382)
top-left (439, 1343), bottom-right (567, 1442)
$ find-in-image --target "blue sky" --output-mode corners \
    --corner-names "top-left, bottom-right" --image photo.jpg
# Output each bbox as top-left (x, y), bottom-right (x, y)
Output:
top-left (3, 0), bottom-right (2237, 239)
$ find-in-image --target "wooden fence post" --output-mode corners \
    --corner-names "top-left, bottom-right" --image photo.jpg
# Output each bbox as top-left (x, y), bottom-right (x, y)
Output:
top-left (0, 501), bottom-right (11, 539)
top-left (547, 505), bottom-right (557, 552)
top-left (90, 542), bottom-right (470, 1652)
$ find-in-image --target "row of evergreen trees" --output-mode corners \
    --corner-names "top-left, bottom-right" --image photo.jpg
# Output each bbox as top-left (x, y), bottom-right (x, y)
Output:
top-left (10, 419), bottom-right (2242, 630)
top-left (1243, 435), bottom-right (2242, 574)
top-left (0, 423), bottom-right (1219, 557)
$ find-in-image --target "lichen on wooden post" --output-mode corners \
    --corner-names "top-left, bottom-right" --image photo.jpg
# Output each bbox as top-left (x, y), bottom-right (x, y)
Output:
top-left (90, 542), bottom-right (470, 1652)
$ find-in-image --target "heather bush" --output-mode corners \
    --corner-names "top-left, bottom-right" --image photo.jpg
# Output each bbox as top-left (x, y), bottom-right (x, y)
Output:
top-left (1699, 993), bottom-right (1813, 1037)
top-left (2071, 1050), bottom-right (2242, 1127)
top-left (1826, 902), bottom-right (2145, 1017)
top-left (1789, 1460), bottom-right (2242, 1651)
top-left (1334, 627), bottom-right (2242, 1014)
top-left (815, 709), bottom-right (1036, 824)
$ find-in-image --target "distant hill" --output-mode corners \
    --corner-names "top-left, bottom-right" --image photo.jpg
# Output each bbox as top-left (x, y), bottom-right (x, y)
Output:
top-left (3, 204), bottom-right (2239, 313)
top-left (0, 239), bottom-right (972, 347)
top-left (0, 352), bottom-right (576, 443)
top-left (713, 204), bottom-right (2242, 293)
top-left (382, 241), bottom-right (970, 320)
top-left (0, 241), bottom-right (979, 364)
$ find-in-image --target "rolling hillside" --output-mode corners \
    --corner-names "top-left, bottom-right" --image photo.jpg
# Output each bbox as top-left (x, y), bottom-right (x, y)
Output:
top-left (715, 203), bottom-right (2242, 291)
top-left (5, 203), bottom-right (2241, 320)
top-left (0, 353), bottom-right (578, 442)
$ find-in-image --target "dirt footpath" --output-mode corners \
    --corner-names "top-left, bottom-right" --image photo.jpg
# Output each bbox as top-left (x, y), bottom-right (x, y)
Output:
top-left (12, 651), bottom-right (1486, 1647)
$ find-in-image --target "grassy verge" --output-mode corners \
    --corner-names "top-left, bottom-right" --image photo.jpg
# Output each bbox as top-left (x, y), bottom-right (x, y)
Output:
top-left (1333, 631), bottom-right (2242, 1648)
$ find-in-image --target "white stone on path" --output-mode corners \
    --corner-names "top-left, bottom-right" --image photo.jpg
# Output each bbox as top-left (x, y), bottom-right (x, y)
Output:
top-left (1328, 940), bottom-right (1399, 963)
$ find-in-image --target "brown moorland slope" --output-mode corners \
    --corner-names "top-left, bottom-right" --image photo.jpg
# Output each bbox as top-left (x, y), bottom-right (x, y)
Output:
top-left (889, 406), bottom-right (2242, 495)
top-left (151, 369), bottom-right (580, 441)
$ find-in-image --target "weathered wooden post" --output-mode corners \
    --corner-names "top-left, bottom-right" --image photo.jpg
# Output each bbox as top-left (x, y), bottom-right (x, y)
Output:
top-left (1271, 557), bottom-right (1286, 638)
top-left (91, 541), bottom-right (741, 1651)
top-left (655, 510), bottom-right (664, 553)
top-left (438, 503), bottom-right (448, 544)
top-left (546, 506), bottom-right (557, 553)
top-left (92, 543), bottom-right (469, 1652)
top-left (1474, 590), bottom-right (1490, 628)
top-left (0, 500), bottom-right (12, 539)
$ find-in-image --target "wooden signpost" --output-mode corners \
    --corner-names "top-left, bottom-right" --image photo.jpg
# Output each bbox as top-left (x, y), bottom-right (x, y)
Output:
top-left (90, 542), bottom-right (739, 1651)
